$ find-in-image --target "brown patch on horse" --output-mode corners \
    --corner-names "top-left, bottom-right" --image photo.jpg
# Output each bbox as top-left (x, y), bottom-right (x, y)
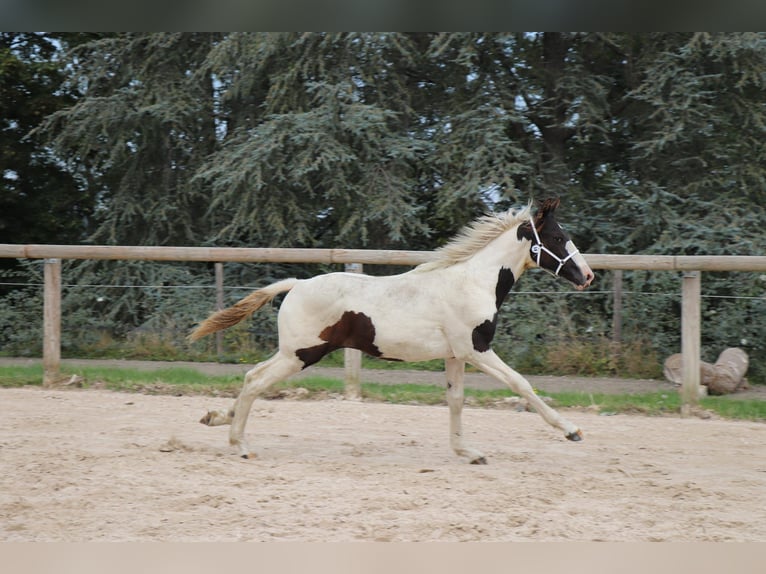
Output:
top-left (471, 313), bottom-right (498, 353)
top-left (495, 267), bottom-right (515, 309)
top-left (295, 311), bottom-right (382, 368)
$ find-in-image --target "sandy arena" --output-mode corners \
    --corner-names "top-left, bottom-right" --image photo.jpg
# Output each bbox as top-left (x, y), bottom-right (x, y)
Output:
top-left (1, 385), bottom-right (765, 542)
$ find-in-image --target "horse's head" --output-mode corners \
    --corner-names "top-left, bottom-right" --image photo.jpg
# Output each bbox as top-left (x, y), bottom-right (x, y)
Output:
top-left (518, 198), bottom-right (594, 290)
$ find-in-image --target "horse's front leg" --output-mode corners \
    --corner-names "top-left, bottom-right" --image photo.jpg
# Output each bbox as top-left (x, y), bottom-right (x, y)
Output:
top-left (468, 350), bottom-right (582, 441)
top-left (445, 358), bottom-right (487, 464)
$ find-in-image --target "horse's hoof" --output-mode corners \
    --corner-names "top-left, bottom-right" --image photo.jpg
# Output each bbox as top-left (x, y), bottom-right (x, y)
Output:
top-left (470, 456), bottom-right (488, 465)
top-left (240, 452), bottom-right (257, 460)
top-left (566, 430), bottom-right (583, 442)
top-left (199, 412), bottom-right (212, 425)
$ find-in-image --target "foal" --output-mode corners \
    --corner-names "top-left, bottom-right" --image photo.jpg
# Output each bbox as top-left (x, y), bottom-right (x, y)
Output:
top-left (190, 198), bottom-right (594, 463)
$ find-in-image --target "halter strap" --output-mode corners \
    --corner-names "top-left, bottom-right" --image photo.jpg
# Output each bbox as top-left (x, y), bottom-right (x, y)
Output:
top-left (529, 218), bottom-right (579, 276)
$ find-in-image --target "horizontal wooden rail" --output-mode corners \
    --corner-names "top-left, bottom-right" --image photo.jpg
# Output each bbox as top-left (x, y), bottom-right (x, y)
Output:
top-left (0, 244), bottom-right (434, 266)
top-left (585, 254), bottom-right (766, 272)
top-left (2, 244), bottom-right (766, 271)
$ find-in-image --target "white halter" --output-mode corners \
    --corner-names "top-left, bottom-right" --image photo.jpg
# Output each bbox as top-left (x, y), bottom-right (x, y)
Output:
top-left (528, 218), bottom-right (579, 276)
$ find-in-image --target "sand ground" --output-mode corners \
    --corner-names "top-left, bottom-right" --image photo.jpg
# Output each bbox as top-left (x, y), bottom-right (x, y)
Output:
top-left (1, 384), bottom-right (764, 541)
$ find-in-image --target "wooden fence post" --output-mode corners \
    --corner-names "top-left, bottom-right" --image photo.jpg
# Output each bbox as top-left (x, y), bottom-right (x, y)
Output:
top-left (43, 258), bottom-right (62, 387)
top-left (215, 262), bottom-right (224, 358)
top-left (612, 269), bottom-right (623, 345)
top-left (344, 262), bottom-right (363, 400)
top-left (681, 271), bottom-right (702, 415)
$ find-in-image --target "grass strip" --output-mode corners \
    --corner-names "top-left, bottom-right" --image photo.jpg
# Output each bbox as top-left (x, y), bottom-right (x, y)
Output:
top-left (1, 365), bottom-right (764, 422)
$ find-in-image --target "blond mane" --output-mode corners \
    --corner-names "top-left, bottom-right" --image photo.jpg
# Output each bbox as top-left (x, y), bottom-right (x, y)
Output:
top-left (417, 203), bottom-right (533, 271)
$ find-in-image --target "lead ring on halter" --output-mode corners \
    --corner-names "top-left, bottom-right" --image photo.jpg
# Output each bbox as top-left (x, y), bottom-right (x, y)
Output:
top-left (529, 218), bottom-right (579, 276)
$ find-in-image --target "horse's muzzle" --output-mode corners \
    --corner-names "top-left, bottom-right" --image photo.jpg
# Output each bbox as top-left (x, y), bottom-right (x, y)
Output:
top-left (575, 270), bottom-right (595, 291)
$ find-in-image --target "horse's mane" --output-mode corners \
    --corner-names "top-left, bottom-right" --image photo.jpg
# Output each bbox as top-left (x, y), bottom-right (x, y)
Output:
top-left (416, 203), bottom-right (533, 271)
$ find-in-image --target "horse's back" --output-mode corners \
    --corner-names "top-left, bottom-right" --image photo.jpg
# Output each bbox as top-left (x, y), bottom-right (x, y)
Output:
top-left (283, 271), bottom-right (420, 311)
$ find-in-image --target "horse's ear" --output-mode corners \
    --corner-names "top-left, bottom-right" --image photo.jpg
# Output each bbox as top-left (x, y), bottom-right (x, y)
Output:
top-left (533, 197), bottom-right (561, 224)
top-left (540, 197), bottom-right (560, 217)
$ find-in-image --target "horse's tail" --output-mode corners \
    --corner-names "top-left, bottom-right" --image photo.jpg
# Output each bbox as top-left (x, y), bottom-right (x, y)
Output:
top-left (188, 278), bottom-right (299, 341)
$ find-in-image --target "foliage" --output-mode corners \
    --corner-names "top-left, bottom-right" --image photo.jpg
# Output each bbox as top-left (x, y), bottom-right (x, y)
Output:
top-left (0, 33), bottom-right (94, 278)
top-left (0, 260), bottom-right (45, 356)
top-left (1, 32), bottom-right (766, 382)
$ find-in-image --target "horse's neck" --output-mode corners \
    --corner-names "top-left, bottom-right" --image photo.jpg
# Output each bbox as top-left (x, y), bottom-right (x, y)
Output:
top-left (462, 227), bottom-right (530, 281)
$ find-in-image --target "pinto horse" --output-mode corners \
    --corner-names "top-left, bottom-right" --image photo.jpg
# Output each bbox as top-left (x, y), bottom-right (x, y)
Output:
top-left (190, 198), bottom-right (594, 463)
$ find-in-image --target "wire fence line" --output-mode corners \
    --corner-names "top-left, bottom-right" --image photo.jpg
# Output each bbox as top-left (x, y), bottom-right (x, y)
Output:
top-left (2, 281), bottom-right (764, 301)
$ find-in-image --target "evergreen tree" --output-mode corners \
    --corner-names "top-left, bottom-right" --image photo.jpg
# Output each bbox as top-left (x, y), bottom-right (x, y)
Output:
top-left (588, 33), bottom-right (766, 377)
top-left (197, 33), bottom-right (428, 249)
top-left (8, 32), bottom-right (765, 378)
top-left (0, 33), bottom-right (92, 250)
top-left (37, 33), bottom-right (220, 246)
top-left (32, 33), bottom-right (223, 331)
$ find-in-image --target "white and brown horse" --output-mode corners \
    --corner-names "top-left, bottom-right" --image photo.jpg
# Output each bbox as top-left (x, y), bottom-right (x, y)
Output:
top-left (190, 198), bottom-right (594, 463)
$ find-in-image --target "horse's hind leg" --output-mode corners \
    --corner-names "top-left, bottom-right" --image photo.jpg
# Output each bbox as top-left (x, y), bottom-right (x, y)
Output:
top-left (200, 352), bottom-right (302, 458)
top-left (445, 358), bottom-right (487, 465)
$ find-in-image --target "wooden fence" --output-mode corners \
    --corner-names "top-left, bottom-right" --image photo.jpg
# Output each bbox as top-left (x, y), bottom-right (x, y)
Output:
top-left (2, 243), bottom-right (766, 413)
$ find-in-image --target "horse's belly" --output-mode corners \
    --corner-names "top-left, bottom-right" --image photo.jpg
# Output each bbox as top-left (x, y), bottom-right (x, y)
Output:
top-left (377, 342), bottom-right (450, 362)
top-left (374, 323), bottom-right (451, 362)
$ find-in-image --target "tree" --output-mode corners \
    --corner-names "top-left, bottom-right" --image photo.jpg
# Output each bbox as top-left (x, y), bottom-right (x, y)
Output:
top-left (0, 33), bottom-right (92, 251)
top-left (198, 33), bottom-right (435, 250)
top-left (588, 33), bottom-right (766, 379)
top-left (37, 33), bottom-right (220, 247)
top-left (11, 32), bottom-right (766, 380)
top-left (29, 34), bottom-right (224, 331)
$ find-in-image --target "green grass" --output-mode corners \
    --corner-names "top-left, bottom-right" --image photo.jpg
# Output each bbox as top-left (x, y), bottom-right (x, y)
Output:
top-left (2, 365), bottom-right (764, 422)
top-left (540, 390), bottom-right (683, 414)
top-left (0, 365), bottom-right (45, 388)
top-left (0, 365), bottom-right (242, 395)
top-left (698, 397), bottom-right (766, 421)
